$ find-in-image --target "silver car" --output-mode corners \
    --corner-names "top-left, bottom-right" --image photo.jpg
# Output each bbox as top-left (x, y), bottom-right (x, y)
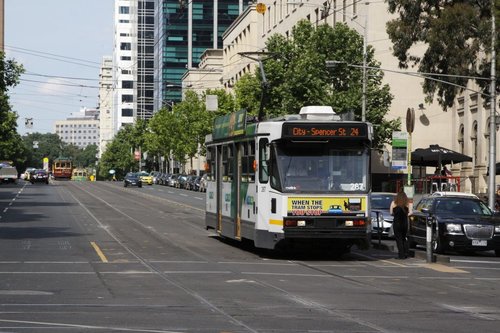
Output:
top-left (371, 192), bottom-right (396, 237)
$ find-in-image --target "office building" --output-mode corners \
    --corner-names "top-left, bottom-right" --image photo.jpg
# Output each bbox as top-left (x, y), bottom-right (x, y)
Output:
top-left (54, 108), bottom-right (100, 149)
top-left (154, 0), bottom-right (251, 110)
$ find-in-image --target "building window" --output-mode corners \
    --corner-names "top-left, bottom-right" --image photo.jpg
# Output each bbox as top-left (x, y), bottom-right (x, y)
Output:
top-left (122, 108), bottom-right (133, 117)
top-left (120, 42), bottom-right (131, 50)
top-left (122, 95), bottom-right (133, 103)
top-left (119, 6), bottom-right (129, 14)
top-left (122, 80), bottom-right (134, 89)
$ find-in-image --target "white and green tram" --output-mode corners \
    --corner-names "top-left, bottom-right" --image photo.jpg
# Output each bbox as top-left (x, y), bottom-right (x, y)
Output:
top-left (205, 106), bottom-right (373, 250)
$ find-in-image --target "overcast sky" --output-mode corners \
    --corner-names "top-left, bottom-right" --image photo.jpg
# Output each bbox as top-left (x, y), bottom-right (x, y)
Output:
top-left (5, 0), bottom-right (114, 135)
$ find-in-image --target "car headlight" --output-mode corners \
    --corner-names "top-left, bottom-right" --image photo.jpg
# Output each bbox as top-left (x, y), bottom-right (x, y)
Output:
top-left (446, 223), bottom-right (464, 234)
top-left (371, 212), bottom-right (384, 224)
top-left (495, 225), bottom-right (500, 233)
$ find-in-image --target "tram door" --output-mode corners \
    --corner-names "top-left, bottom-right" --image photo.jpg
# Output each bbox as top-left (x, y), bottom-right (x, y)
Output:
top-left (216, 145), bottom-right (223, 233)
top-left (233, 143), bottom-right (242, 239)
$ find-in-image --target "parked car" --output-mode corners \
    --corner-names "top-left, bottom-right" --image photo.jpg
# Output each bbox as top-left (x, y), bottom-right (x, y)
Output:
top-left (408, 194), bottom-right (500, 256)
top-left (185, 175), bottom-right (199, 190)
top-left (30, 169), bottom-right (49, 184)
top-left (150, 171), bottom-right (160, 184)
top-left (168, 174), bottom-right (179, 187)
top-left (199, 174), bottom-right (208, 192)
top-left (176, 174), bottom-right (189, 189)
top-left (137, 171), bottom-right (153, 185)
top-left (371, 192), bottom-right (396, 237)
top-left (124, 172), bottom-right (142, 188)
top-left (158, 173), bottom-right (169, 185)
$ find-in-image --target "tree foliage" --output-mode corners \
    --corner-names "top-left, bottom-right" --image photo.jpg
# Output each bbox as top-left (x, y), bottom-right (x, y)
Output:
top-left (21, 133), bottom-right (98, 172)
top-left (234, 20), bottom-right (399, 148)
top-left (145, 89), bottom-right (236, 171)
top-left (98, 125), bottom-right (137, 179)
top-left (386, 0), bottom-right (500, 108)
top-left (0, 52), bottom-right (25, 169)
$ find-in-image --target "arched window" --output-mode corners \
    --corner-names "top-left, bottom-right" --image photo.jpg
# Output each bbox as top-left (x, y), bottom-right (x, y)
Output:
top-left (458, 124), bottom-right (464, 154)
top-left (471, 121), bottom-right (478, 164)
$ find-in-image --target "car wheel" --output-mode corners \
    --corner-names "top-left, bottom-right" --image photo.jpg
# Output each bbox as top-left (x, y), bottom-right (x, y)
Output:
top-left (138, 184), bottom-right (142, 188)
top-left (124, 183), bottom-right (128, 187)
top-left (432, 229), bottom-right (444, 254)
top-left (495, 249), bottom-right (500, 257)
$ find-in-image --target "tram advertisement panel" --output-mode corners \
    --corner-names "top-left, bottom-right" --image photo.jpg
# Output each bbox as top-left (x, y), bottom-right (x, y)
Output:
top-left (287, 197), bottom-right (366, 216)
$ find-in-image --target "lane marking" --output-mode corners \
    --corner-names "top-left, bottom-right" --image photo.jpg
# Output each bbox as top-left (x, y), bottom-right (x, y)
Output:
top-left (90, 242), bottom-right (108, 263)
top-left (0, 319), bottom-right (182, 333)
top-left (422, 263), bottom-right (469, 273)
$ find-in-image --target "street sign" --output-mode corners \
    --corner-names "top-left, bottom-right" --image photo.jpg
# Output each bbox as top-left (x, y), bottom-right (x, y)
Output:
top-left (392, 131), bottom-right (408, 171)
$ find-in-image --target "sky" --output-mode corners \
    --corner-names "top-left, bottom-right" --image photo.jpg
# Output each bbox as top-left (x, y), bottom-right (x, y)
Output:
top-left (5, 0), bottom-right (115, 135)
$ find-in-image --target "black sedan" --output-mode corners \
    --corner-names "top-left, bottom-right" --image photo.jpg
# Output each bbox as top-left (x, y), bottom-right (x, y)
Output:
top-left (124, 172), bottom-right (142, 188)
top-left (30, 169), bottom-right (49, 184)
top-left (409, 194), bottom-right (500, 256)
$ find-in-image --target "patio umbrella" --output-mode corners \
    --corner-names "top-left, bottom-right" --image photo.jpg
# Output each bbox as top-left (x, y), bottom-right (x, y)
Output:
top-left (411, 144), bottom-right (472, 167)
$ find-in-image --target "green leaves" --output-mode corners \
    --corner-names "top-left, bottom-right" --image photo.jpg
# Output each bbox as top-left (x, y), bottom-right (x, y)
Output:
top-left (0, 52), bottom-right (25, 169)
top-left (387, 0), bottom-right (499, 109)
top-left (236, 20), bottom-right (397, 148)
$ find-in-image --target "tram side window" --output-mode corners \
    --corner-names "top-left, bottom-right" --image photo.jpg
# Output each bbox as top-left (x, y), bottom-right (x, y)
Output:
top-left (259, 139), bottom-right (269, 183)
top-left (222, 145), bottom-right (234, 182)
top-left (241, 141), bottom-right (256, 183)
top-left (206, 147), bottom-right (214, 181)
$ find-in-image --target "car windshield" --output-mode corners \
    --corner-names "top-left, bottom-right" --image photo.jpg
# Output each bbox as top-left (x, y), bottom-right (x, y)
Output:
top-left (434, 198), bottom-right (493, 216)
top-left (371, 194), bottom-right (394, 210)
top-left (126, 172), bottom-right (137, 178)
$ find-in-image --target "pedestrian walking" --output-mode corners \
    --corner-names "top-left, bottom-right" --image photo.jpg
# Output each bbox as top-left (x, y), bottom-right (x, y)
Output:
top-left (391, 191), bottom-right (410, 259)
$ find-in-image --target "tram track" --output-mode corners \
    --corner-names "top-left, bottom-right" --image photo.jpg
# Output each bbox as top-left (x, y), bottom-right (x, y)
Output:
top-left (59, 182), bottom-right (401, 332)
top-left (56, 181), bottom-right (500, 332)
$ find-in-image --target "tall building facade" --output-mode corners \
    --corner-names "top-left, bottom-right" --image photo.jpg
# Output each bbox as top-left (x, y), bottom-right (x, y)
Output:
top-left (113, 0), bottom-right (135, 131)
top-left (98, 56), bottom-right (114, 158)
top-left (154, 0), bottom-right (251, 110)
top-left (135, 0), bottom-right (155, 119)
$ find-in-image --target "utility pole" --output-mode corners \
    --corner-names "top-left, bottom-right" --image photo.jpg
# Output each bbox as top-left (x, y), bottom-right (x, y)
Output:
top-left (488, 0), bottom-right (497, 209)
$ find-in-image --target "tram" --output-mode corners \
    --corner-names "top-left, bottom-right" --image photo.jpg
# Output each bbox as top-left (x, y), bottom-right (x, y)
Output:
top-left (205, 106), bottom-right (373, 251)
top-left (71, 168), bottom-right (89, 181)
top-left (52, 157), bottom-right (73, 180)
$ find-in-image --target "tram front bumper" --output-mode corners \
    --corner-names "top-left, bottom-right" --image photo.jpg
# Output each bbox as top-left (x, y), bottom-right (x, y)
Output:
top-left (283, 216), bottom-right (370, 240)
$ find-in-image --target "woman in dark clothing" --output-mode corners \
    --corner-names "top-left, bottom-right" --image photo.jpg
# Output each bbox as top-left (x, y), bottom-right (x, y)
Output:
top-left (392, 191), bottom-right (409, 259)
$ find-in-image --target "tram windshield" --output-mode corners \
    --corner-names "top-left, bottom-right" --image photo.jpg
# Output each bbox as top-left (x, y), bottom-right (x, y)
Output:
top-left (271, 142), bottom-right (369, 193)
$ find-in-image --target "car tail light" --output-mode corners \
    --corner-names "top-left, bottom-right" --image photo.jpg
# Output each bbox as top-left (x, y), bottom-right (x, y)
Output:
top-left (284, 219), bottom-right (297, 227)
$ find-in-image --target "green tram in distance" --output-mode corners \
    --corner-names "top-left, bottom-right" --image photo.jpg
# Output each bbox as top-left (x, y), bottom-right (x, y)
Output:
top-left (205, 106), bottom-right (373, 251)
top-left (71, 168), bottom-right (89, 181)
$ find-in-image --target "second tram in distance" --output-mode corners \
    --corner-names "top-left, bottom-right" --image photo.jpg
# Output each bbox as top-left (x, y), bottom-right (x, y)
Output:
top-left (205, 106), bottom-right (373, 251)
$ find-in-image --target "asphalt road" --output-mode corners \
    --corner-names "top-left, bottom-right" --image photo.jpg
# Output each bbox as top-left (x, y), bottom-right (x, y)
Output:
top-left (0, 180), bottom-right (499, 332)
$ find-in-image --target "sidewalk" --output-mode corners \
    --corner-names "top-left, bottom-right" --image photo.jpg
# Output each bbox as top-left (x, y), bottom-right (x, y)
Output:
top-left (371, 238), bottom-right (450, 263)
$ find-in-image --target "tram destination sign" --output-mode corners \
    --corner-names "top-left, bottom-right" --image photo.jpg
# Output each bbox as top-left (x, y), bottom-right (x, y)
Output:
top-left (282, 122), bottom-right (368, 139)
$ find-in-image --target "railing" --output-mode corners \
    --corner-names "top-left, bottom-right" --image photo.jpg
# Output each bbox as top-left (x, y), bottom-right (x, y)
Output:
top-left (396, 176), bottom-right (462, 194)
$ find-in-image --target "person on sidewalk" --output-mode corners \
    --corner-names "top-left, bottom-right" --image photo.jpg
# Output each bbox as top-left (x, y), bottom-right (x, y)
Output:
top-left (391, 191), bottom-right (410, 259)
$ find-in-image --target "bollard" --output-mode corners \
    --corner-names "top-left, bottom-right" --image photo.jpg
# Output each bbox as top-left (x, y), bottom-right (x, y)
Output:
top-left (426, 216), bottom-right (434, 263)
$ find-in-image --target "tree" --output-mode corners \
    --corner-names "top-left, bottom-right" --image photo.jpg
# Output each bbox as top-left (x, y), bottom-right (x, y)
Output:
top-left (233, 20), bottom-right (399, 148)
top-left (22, 133), bottom-right (65, 169)
top-left (0, 52), bottom-right (25, 168)
top-left (147, 89), bottom-right (236, 172)
top-left (386, 0), bottom-right (500, 109)
top-left (98, 126), bottom-right (137, 179)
